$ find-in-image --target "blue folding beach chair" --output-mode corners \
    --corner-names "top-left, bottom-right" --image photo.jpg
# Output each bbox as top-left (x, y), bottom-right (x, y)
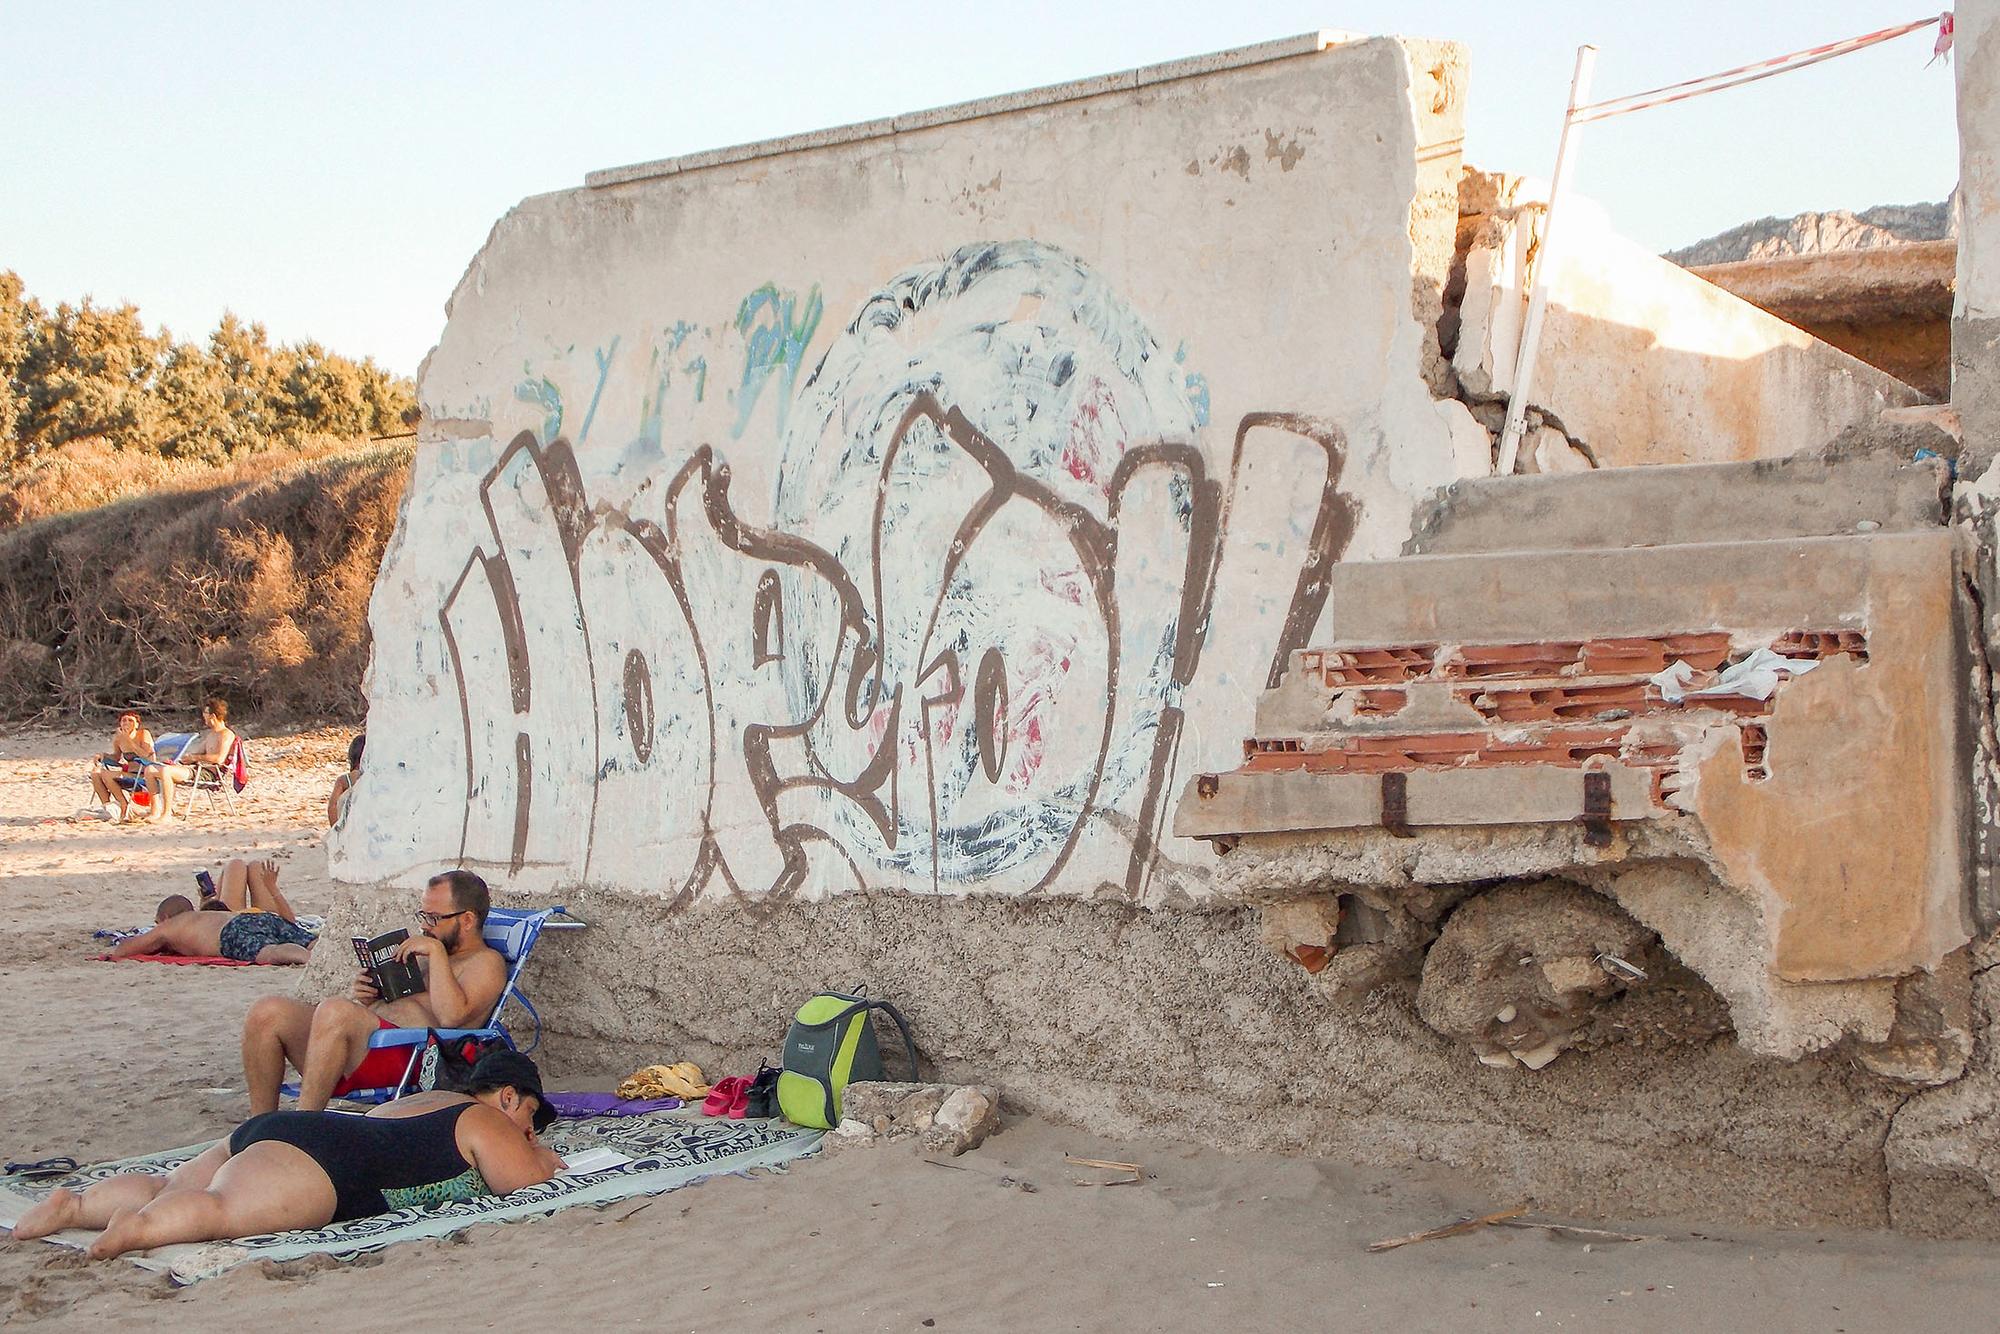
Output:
top-left (288, 905), bottom-right (585, 1105)
top-left (107, 732), bottom-right (196, 804)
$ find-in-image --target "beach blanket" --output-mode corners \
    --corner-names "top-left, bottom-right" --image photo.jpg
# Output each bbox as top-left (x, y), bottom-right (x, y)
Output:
top-left (0, 1108), bottom-right (820, 1284)
top-left (95, 954), bottom-right (256, 967)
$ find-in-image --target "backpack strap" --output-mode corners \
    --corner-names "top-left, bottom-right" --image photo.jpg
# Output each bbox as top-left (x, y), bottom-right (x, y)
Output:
top-left (862, 999), bottom-right (922, 1083)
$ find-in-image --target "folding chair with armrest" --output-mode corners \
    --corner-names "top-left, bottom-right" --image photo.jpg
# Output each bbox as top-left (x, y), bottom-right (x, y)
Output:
top-left (109, 733), bottom-right (195, 802)
top-left (285, 905), bottom-right (585, 1105)
top-left (183, 733), bottom-right (243, 816)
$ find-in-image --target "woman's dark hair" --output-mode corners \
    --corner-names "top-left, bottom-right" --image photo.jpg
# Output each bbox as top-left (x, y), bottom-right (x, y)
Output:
top-left (347, 733), bottom-right (366, 773)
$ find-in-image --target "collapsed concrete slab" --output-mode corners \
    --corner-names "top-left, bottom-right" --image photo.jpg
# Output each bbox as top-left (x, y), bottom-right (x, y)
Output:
top-left (1176, 456), bottom-right (1977, 1075)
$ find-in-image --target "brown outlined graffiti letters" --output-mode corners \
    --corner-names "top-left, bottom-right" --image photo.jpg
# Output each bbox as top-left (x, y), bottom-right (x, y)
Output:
top-left (433, 241), bottom-right (1358, 901)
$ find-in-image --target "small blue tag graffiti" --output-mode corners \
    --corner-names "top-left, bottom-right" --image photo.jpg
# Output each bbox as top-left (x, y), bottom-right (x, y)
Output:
top-left (730, 283), bottom-right (823, 438)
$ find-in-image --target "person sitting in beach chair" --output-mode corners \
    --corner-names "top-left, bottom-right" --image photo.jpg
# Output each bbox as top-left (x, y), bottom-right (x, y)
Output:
top-left (140, 696), bottom-right (237, 825)
top-left (85, 711), bottom-right (155, 821)
top-left (111, 867), bottom-right (317, 966)
top-left (240, 869), bottom-right (507, 1114)
top-left (9, 1049), bottom-right (563, 1259)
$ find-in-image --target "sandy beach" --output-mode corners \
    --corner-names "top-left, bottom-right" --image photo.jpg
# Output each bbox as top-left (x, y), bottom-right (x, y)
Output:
top-left (3, 722), bottom-right (2000, 1331)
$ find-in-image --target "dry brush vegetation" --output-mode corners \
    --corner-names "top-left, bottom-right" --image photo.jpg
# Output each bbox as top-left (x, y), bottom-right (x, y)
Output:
top-left (0, 269), bottom-right (419, 722)
top-left (0, 440), bottom-right (412, 721)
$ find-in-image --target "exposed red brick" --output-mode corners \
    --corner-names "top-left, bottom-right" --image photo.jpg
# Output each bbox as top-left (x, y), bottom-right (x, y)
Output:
top-left (1769, 629), bottom-right (1869, 662)
top-left (1462, 682), bottom-right (1651, 723)
top-left (1740, 723), bottom-right (1769, 780)
top-left (1353, 688), bottom-right (1408, 717)
top-left (1580, 632), bottom-right (1732, 675)
top-left (1313, 646), bottom-right (1436, 687)
top-left (1350, 732), bottom-right (1486, 759)
top-left (1440, 641), bottom-right (1585, 680)
top-left (1290, 944), bottom-right (1333, 974)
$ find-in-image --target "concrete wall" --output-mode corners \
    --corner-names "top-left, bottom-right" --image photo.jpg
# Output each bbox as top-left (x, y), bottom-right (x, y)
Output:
top-left (1689, 241), bottom-right (1955, 398)
top-left (332, 34), bottom-right (1472, 907)
top-left (1455, 199), bottom-right (1925, 467)
top-left (1960, 0), bottom-right (2000, 463)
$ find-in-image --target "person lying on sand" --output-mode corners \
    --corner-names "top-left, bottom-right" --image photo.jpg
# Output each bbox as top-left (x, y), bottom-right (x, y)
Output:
top-left (195, 857), bottom-right (303, 920)
top-left (140, 696), bottom-right (237, 824)
top-left (10, 1049), bottom-right (563, 1259)
top-left (85, 711), bottom-right (154, 821)
top-left (241, 869), bottom-right (507, 1114)
top-left (111, 887), bottom-right (317, 966)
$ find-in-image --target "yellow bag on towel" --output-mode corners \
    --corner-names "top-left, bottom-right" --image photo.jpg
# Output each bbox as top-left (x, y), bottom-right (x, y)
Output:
top-left (617, 1062), bottom-right (709, 1100)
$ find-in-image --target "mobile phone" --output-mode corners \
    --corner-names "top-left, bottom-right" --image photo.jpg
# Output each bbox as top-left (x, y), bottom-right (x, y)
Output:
top-left (194, 870), bottom-right (219, 900)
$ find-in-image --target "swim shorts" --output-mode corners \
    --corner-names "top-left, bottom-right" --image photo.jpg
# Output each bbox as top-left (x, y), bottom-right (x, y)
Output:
top-left (216, 913), bottom-right (318, 963)
top-left (331, 1018), bottom-right (420, 1097)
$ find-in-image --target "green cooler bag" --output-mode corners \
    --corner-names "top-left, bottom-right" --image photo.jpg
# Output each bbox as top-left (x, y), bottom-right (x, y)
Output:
top-left (777, 989), bottom-right (920, 1129)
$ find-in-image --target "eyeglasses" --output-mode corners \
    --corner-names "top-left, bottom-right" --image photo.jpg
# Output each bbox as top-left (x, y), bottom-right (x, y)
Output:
top-left (414, 908), bottom-right (466, 928)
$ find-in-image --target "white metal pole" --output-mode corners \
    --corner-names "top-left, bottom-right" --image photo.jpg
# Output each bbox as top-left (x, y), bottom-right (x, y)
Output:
top-left (1495, 44), bottom-right (1597, 475)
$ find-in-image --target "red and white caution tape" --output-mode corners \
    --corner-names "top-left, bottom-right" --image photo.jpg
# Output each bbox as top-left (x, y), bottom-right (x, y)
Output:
top-left (1570, 12), bottom-right (1952, 124)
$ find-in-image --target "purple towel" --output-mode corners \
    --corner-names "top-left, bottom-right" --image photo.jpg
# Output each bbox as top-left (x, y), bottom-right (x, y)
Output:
top-left (546, 1091), bottom-right (682, 1118)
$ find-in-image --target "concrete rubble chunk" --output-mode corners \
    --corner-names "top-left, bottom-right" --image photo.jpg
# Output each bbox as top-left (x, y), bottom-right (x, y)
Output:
top-left (1416, 880), bottom-right (1653, 1070)
top-left (830, 1082), bottom-right (1002, 1157)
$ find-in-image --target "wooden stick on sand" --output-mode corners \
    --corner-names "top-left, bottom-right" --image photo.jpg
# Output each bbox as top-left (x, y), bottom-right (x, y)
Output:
top-left (1367, 1203), bottom-right (1529, 1252)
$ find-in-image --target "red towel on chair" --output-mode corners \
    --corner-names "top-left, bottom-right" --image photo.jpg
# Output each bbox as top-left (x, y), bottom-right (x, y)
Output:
top-left (232, 739), bottom-right (250, 793)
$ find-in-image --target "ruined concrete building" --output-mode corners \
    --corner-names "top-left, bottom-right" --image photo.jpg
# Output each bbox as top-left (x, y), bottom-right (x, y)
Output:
top-left (320, 7), bottom-right (2000, 1234)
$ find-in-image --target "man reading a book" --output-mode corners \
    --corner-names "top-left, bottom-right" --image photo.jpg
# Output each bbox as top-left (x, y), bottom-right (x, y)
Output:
top-left (239, 869), bottom-right (508, 1115)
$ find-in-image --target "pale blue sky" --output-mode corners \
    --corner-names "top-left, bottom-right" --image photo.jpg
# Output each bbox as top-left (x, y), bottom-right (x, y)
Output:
top-left (0, 2), bottom-right (1961, 375)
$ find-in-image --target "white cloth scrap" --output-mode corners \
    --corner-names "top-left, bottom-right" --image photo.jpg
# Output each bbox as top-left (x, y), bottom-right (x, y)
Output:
top-left (1650, 649), bottom-right (1819, 703)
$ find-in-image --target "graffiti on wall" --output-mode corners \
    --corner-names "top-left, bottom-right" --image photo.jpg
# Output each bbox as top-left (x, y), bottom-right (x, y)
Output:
top-left (436, 240), bottom-right (1356, 903)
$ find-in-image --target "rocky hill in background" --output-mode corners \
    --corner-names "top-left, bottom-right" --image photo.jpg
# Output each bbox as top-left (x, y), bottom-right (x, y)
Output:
top-left (1665, 199), bottom-right (1953, 266)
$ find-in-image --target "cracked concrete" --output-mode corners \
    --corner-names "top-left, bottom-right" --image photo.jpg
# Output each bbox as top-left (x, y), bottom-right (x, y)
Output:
top-left (305, 877), bottom-right (1927, 1229)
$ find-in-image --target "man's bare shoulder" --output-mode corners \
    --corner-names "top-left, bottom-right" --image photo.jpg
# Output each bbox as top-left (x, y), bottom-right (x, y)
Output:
top-left (450, 942), bottom-right (508, 980)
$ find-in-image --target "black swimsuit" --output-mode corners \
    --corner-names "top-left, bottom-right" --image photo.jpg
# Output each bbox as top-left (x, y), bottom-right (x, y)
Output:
top-left (228, 1105), bottom-right (474, 1222)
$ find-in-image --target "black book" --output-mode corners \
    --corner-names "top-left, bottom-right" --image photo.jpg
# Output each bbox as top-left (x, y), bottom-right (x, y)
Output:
top-left (352, 929), bottom-right (426, 1002)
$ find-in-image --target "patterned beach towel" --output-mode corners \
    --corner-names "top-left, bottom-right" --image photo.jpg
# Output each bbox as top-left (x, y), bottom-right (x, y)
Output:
top-left (0, 1108), bottom-right (820, 1284)
top-left (95, 954), bottom-right (256, 967)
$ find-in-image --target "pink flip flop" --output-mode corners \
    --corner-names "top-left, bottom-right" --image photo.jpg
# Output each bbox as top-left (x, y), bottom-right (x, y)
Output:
top-left (701, 1076), bottom-right (748, 1117)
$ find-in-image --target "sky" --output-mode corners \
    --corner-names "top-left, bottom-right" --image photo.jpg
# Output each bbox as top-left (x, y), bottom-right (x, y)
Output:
top-left (0, 1), bottom-right (1963, 376)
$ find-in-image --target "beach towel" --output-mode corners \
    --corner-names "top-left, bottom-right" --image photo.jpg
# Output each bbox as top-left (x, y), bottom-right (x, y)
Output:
top-left (231, 738), bottom-right (249, 792)
top-left (0, 1108), bottom-right (821, 1285)
top-left (95, 954), bottom-right (255, 967)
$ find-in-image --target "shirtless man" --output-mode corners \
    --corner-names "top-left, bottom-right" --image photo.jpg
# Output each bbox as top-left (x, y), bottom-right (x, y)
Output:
top-left (111, 884), bottom-right (317, 966)
top-left (87, 711), bottom-right (154, 821)
top-left (142, 696), bottom-right (237, 824)
top-left (240, 869), bottom-right (506, 1115)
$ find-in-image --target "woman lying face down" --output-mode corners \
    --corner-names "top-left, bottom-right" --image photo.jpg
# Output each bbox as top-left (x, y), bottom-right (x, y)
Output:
top-left (10, 1051), bottom-right (565, 1259)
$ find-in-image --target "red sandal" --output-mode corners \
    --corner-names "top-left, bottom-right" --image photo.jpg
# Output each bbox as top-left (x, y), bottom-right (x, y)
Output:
top-left (701, 1076), bottom-right (749, 1117)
